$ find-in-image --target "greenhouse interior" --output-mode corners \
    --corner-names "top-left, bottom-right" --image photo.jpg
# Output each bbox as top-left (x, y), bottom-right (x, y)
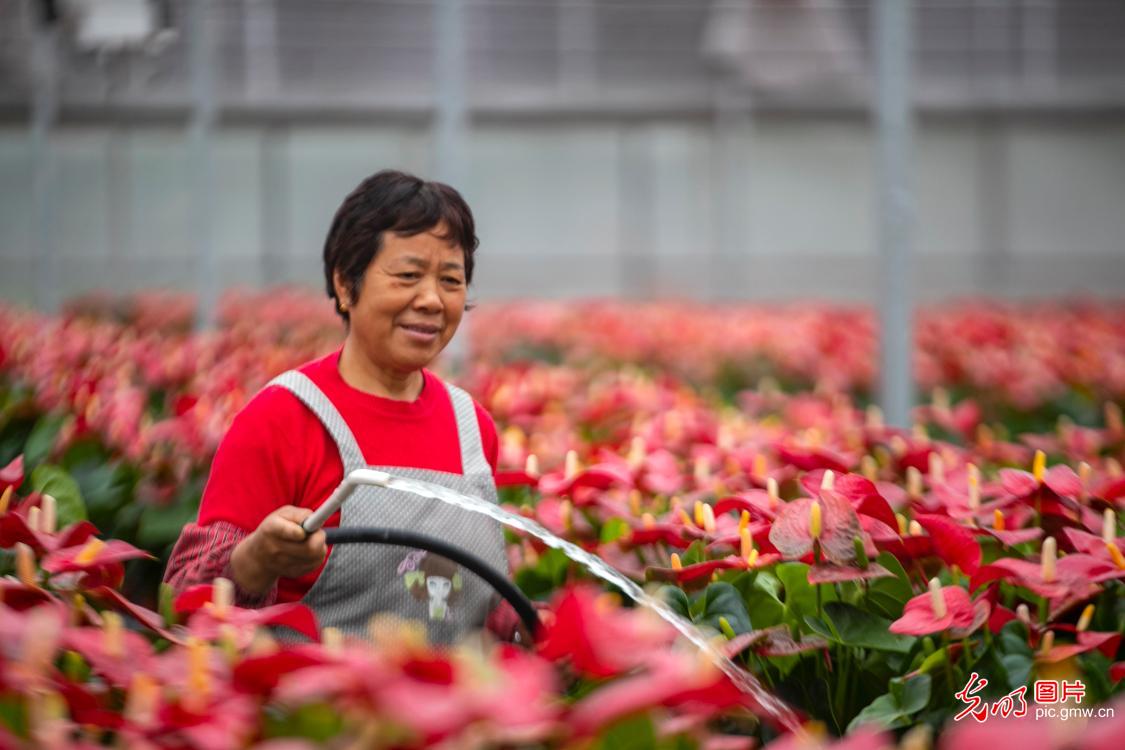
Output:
top-left (1, 0), bottom-right (1124, 747)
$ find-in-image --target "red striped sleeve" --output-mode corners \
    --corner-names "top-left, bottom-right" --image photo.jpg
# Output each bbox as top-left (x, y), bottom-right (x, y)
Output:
top-left (163, 521), bottom-right (278, 608)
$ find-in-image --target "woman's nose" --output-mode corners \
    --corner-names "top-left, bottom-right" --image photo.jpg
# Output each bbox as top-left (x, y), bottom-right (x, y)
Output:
top-left (413, 277), bottom-right (444, 312)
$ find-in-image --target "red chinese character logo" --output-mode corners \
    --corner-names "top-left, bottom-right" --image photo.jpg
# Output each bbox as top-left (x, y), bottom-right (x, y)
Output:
top-left (991, 685), bottom-right (1028, 718)
top-left (1060, 680), bottom-right (1086, 703)
top-left (1035, 680), bottom-right (1060, 704)
top-left (955, 672), bottom-right (990, 723)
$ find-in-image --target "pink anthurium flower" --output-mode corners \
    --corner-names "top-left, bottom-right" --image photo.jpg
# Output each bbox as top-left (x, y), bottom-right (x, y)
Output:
top-left (0, 455), bottom-right (23, 493)
top-left (890, 582), bottom-right (988, 637)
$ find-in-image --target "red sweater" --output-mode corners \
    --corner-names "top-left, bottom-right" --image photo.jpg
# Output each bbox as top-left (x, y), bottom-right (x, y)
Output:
top-left (165, 349), bottom-right (498, 605)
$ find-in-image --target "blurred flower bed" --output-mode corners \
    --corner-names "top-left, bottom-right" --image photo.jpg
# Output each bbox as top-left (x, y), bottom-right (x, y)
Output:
top-left (0, 290), bottom-right (1123, 748)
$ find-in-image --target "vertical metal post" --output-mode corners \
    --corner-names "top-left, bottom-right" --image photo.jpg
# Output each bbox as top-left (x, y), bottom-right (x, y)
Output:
top-left (618, 127), bottom-right (655, 299)
top-left (709, 82), bottom-right (753, 301)
top-left (435, 0), bottom-right (469, 371)
top-left (30, 14), bottom-right (60, 312)
top-left (435, 0), bottom-right (468, 189)
top-left (244, 0), bottom-right (281, 101)
top-left (557, 0), bottom-right (597, 95)
top-left (873, 0), bottom-right (916, 427)
top-left (190, 0), bottom-right (219, 331)
top-left (106, 126), bottom-right (132, 289)
top-left (1022, 0), bottom-right (1057, 94)
top-left (259, 126), bottom-right (290, 287)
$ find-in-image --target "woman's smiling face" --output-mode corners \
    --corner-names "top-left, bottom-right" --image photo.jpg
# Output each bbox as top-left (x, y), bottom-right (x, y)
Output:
top-left (336, 225), bottom-right (467, 375)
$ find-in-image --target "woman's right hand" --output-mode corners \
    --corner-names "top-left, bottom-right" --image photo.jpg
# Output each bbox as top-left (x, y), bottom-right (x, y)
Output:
top-left (230, 505), bottom-right (328, 595)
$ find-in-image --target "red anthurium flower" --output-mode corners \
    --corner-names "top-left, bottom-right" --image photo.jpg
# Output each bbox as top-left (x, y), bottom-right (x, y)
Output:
top-left (973, 524), bottom-right (1043, 548)
top-left (1092, 475), bottom-right (1125, 505)
top-left (42, 538), bottom-right (152, 575)
top-left (913, 514), bottom-right (982, 576)
top-left (0, 497), bottom-right (99, 554)
top-left (0, 455), bottom-right (23, 493)
top-left (936, 717), bottom-right (1052, 750)
top-left (231, 647), bottom-right (329, 696)
top-left (86, 585), bottom-right (179, 642)
top-left (713, 492), bottom-right (778, 522)
top-left (384, 645), bottom-right (561, 745)
top-left (273, 646), bottom-right (391, 707)
top-left (1036, 630), bottom-right (1122, 664)
top-left (646, 553), bottom-right (782, 589)
top-left (494, 469), bottom-right (540, 489)
top-left (764, 726), bottom-right (892, 750)
top-left (776, 444), bottom-right (854, 474)
top-left (625, 521), bottom-right (698, 551)
top-left (0, 580), bottom-right (55, 610)
top-left (632, 449), bottom-right (685, 496)
top-left (971, 551), bottom-right (1113, 600)
top-left (537, 586), bottom-right (675, 679)
top-left (890, 583), bottom-right (987, 637)
top-left (769, 491), bottom-right (861, 564)
top-left (568, 650), bottom-right (759, 736)
top-left (807, 562), bottom-right (893, 585)
top-left (1111, 662), bottom-right (1125, 683)
top-left (538, 461), bottom-right (634, 498)
top-left (64, 624), bottom-right (156, 688)
top-left (998, 464), bottom-right (1085, 527)
top-left (174, 583), bottom-right (321, 644)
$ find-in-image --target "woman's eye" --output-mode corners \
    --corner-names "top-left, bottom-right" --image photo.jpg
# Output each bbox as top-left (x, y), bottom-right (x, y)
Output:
top-left (443, 277), bottom-right (464, 286)
top-left (398, 272), bottom-right (420, 280)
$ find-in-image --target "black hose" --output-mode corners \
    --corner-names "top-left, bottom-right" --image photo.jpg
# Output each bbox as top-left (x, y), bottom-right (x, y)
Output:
top-left (323, 526), bottom-right (539, 641)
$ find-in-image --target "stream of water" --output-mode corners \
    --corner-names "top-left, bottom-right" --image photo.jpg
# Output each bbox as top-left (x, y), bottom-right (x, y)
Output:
top-left (374, 472), bottom-right (803, 733)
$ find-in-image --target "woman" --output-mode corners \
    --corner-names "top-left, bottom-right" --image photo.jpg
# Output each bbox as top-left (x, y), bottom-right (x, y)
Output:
top-left (165, 170), bottom-right (512, 643)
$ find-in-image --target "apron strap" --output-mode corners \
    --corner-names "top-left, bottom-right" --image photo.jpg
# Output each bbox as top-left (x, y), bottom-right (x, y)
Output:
top-left (443, 382), bottom-right (490, 476)
top-left (267, 371), bottom-right (367, 474)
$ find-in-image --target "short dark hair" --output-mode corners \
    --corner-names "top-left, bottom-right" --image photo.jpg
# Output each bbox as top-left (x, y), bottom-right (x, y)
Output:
top-left (322, 169), bottom-right (478, 322)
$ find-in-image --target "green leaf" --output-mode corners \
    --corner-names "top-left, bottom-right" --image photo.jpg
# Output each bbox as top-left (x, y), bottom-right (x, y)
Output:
top-left (847, 674), bottom-right (931, 732)
top-left (514, 547), bottom-right (571, 599)
top-left (680, 539), bottom-right (708, 566)
top-left (866, 552), bottom-right (913, 618)
top-left (262, 702), bottom-right (345, 742)
top-left (822, 601), bottom-right (916, 653)
top-left (23, 413), bottom-right (66, 468)
top-left (776, 562), bottom-right (838, 625)
top-left (600, 517), bottom-right (630, 544)
top-left (916, 647), bottom-right (951, 676)
top-left (30, 464), bottom-right (86, 526)
top-left (137, 502), bottom-right (197, 551)
top-left (693, 582), bottom-right (753, 635)
top-left (743, 587), bottom-right (786, 629)
top-left (659, 585), bottom-right (691, 618)
top-left (595, 713), bottom-right (656, 750)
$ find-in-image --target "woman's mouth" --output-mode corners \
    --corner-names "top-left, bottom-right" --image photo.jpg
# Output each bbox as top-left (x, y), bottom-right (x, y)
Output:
top-left (400, 323), bottom-right (441, 343)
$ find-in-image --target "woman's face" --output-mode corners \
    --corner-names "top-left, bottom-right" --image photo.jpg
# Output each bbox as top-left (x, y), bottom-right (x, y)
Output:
top-left (337, 225), bottom-right (467, 375)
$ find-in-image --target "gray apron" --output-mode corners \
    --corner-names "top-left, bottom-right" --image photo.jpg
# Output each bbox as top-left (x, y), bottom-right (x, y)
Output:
top-left (267, 370), bottom-right (508, 644)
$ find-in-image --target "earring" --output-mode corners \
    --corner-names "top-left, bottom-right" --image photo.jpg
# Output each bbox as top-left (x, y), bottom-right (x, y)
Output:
top-left (337, 299), bottom-right (348, 313)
